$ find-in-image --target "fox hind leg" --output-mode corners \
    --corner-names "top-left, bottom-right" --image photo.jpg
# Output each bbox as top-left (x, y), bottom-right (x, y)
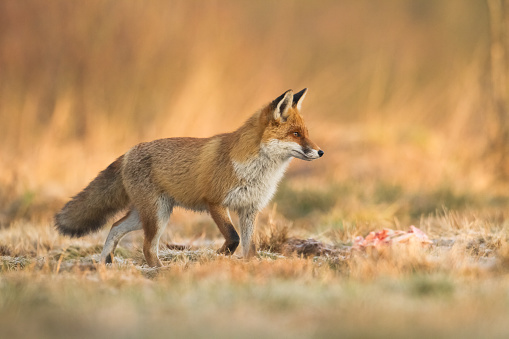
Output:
top-left (142, 195), bottom-right (173, 267)
top-left (208, 204), bottom-right (240, 255)
top-left (100, 209), bottom-right (142, 264)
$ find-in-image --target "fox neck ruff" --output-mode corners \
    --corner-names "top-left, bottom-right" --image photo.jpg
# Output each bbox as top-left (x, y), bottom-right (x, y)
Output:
top-left (223, 139), bottom-right (293, 212)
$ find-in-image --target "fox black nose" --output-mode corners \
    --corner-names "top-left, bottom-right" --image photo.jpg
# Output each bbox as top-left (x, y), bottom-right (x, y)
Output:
top-left (318, 150), bottom-right (324, 157)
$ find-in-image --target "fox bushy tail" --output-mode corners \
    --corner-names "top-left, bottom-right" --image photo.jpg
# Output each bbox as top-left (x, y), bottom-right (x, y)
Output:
top-left (55, 156), bottom-right (130, 237)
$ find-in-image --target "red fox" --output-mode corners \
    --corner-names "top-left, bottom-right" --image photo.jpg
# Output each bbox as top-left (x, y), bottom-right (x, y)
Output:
top-left (55, 89), bottom-right (323, 267)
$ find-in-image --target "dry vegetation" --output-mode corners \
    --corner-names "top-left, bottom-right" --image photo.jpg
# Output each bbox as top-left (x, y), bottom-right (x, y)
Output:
top-left (1, 1), bottom-right (509, 338)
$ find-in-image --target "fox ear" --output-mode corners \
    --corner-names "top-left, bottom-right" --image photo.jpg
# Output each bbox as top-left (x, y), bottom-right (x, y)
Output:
top-left (292, 88), bottom-right (308, 111)
top-left (272, 89), bottom-right (293, 122)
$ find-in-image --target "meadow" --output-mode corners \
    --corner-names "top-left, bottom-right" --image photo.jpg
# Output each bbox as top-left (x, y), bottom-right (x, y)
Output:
top-left (1, 1), bottom-right (509, 338)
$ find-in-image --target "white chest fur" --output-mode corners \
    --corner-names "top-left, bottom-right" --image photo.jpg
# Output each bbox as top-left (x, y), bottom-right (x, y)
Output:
top-left (223, 141), bottom-right (293, 211)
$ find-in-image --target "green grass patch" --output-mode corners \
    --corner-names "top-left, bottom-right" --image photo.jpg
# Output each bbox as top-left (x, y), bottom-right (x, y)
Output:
top-left (274, 182), bottom-right (348, 219)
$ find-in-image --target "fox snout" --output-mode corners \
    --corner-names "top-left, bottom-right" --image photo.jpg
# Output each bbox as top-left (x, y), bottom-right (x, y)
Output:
top-left (306, 148), bottom-right (324, 160)
top-left (302, 139), bottom-right (324, 161)
top-left (293, 145), bottom-right (324, 161)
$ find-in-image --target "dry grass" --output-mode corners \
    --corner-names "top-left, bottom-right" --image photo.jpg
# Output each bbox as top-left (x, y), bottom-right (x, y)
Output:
top-left (1, 1), bottom-right (509, 338)
top-left (2, 211), bottom-right (509, 338)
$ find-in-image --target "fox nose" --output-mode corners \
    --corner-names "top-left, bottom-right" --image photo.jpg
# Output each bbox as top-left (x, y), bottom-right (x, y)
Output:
top-left (318, 150), bottom-right (324, 157)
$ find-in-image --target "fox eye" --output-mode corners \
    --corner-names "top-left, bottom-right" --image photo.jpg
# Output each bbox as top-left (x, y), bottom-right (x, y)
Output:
top-left (293, 132), bottom-right (301, 137)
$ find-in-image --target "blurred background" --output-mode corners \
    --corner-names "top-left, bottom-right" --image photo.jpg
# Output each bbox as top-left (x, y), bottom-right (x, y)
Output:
top-left (1, 0), bottom-right (508, 228)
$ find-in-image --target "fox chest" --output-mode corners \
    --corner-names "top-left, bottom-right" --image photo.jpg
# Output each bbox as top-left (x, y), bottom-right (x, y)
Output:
top-left (223, 157), bottom-right (291, 211)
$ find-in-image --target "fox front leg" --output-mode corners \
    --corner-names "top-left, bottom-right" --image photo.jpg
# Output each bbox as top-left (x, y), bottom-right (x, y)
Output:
top-left (239, 209), bottom-right (258, 258)
top-left (208, 204), bottom-right (240, 255)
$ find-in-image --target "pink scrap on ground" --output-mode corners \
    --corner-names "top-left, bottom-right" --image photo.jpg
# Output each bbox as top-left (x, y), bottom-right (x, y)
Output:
top-left (353, 226), bottom-right (432, 250)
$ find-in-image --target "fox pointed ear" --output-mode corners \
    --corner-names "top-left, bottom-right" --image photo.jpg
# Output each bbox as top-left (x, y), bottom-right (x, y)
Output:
top-left (292, 88), bottom-right (308, 111)
top-left (271, 89), bottom-right (293, 122)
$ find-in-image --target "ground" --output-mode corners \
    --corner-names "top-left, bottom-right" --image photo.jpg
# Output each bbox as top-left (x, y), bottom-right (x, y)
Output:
top-left (1, 196), bottom-right (509, 338)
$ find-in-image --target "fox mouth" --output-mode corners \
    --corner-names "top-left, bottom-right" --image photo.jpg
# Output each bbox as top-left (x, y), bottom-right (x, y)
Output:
top-left (292, 150), bottom-right (319, 161)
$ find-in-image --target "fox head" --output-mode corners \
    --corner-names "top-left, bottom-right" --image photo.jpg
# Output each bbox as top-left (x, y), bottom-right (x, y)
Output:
top-left (261, 89), bottom-right (324, 161)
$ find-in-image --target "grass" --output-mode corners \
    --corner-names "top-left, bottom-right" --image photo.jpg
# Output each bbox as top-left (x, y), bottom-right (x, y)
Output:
top-left (1, 210), bottom-right (509, 338)
top-left (2, 1), bottom-right (509, 338)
